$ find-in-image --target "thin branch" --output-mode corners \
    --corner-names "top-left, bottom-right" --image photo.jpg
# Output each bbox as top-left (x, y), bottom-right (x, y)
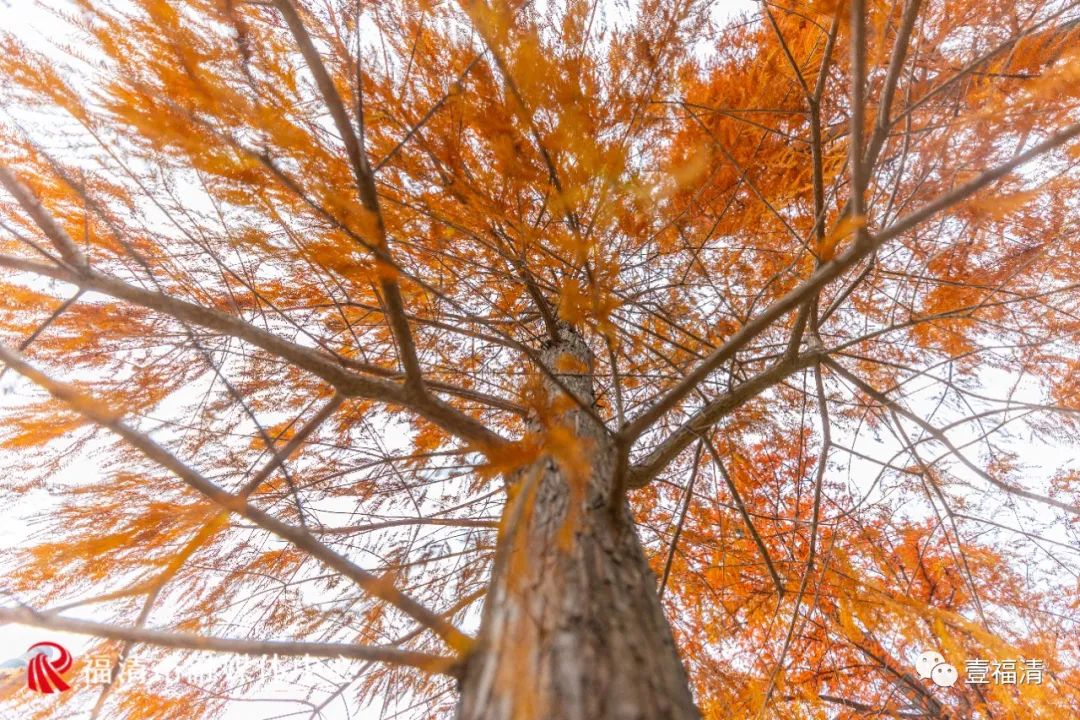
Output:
top-left (0, 290), bottom-right (82, 385)
top-left (825, 357), bottom-right (1080, 517)
top-left (374, 52), bottom-right (487, 172)
top-left (0, 605), bottom-right (455, 675)
top-left (763, 5), bottom-right (813, 101)
top-left (0, 166), bottom-right (88, 269)
top-left (241, 394), bottom-right (346, 496)
top-left (314, 516), bottom-right (499, 536)
top-left (758, 362), bottom-right (831, 714)
top-left (849, 0), bottom-right (868, 221)
top-left (862, 0), bottom-right (923, 175)
top-left (658, 440), bottom-right (704, 600)
top-left (705, 439), bottom-right (786, 599)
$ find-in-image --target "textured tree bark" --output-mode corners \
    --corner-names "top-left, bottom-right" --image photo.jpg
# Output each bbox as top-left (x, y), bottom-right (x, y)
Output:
top-left (456, 328), bottom-right (700, 720)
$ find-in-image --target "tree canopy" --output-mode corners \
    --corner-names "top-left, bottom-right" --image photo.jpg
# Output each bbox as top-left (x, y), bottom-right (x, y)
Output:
top-left (1, 0), bottom-right (1079, 718)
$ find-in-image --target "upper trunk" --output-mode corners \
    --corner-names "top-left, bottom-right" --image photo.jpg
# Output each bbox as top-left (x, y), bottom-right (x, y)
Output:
top-left (456, 327), bottom-right (700, 720)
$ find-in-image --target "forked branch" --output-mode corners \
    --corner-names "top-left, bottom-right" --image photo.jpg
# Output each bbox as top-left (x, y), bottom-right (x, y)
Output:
top-left (0, 341), bottom-right (472, 653)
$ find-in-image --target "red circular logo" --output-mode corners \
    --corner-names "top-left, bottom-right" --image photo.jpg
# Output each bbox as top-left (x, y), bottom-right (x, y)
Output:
top-left (26, 642), bottom-right (72, 694)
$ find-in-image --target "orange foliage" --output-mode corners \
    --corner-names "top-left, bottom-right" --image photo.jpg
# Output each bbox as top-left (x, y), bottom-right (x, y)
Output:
top-left (1, 0), bottom-right (1079, 718)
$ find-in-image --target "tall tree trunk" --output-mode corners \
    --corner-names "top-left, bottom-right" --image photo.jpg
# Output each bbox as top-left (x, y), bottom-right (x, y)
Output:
top-left (456, 328), bottom-right (700, 720)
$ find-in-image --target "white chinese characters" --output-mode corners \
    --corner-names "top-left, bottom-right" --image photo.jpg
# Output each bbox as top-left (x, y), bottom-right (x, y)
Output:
top-left (964, 658), bottom-right (1044, 685)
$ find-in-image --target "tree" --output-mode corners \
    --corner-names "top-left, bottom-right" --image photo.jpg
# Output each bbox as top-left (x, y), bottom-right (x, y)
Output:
top-left (1, 0), bottom-right (1079, 717)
